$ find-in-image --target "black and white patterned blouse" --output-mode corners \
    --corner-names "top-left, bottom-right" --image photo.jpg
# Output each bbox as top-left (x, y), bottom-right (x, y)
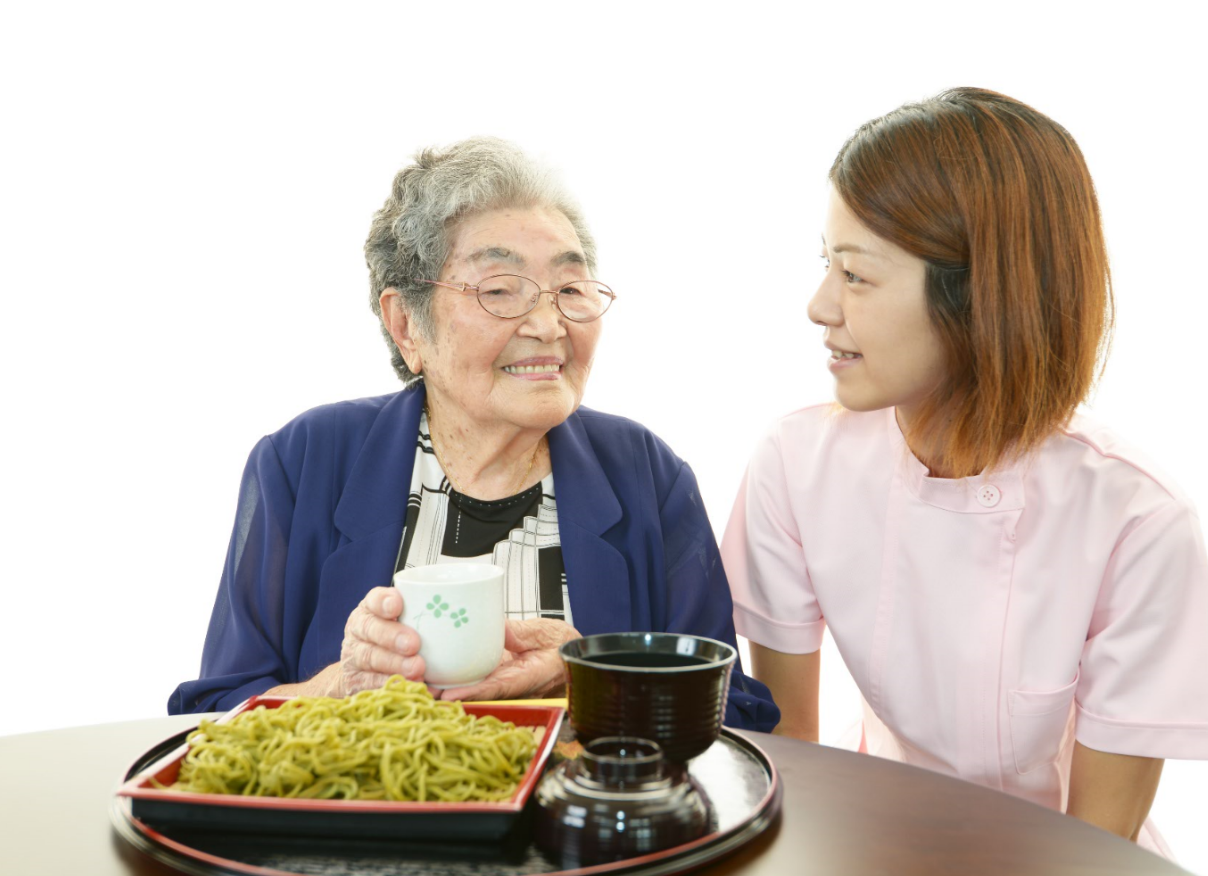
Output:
top-left (393, 413), bottom-right (572, 627)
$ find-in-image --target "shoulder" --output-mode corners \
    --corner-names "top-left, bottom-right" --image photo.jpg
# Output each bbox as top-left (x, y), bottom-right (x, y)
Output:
top-left (272, 392), bottom-right (400, 436)
top-left (752, 403), bottom-right (891, 476)
top-left (765, 402), bottom-right (878, 442)
top-left (569, 405), bottom-right (693, 502)
top-left (573, 405), bottom-right (680, 462)
top-left (262, 391), bottom-right (413, 467)
top-left (1041, 413), bottom-right (1198, 519)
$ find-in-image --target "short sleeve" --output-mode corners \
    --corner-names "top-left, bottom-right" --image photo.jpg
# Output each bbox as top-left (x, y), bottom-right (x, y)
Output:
top-left (721, 427), bottom-right (825, 655)
top-left (1075, 497), bottom-right (1208, 759)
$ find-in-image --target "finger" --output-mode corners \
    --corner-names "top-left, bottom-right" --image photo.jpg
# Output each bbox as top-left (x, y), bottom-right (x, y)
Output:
top-left (437, 655), bottom-right (518, 701)
top-left (343, 637), bottom-right (413, 677)
top-left (406, 654), bottom-right (427, 683)
top-left (347, 608), bottom-right (420, 655)
top-left (439, 676), bottom-right (507, 702)
top-left (342, 635), bottom-right (426, 680)
top-left (503, 618), bottom-right (580, 652)
top-left (364, 586), bottom-right (404, 620)
top-left (442, 651), bottom-right (565, 701)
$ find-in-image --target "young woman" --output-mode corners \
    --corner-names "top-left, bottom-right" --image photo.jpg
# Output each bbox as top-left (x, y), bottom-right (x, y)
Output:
top-left (721, 88), bottom-right (1208, 855)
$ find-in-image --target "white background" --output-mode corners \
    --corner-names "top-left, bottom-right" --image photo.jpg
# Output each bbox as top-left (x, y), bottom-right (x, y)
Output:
top-left (2, 0), bottom-right (1205, 869)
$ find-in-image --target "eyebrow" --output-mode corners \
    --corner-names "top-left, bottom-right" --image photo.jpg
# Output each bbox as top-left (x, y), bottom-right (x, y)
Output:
top-left (465, 246), bottom-right (524, 266)
top-left (464, 247), bottom-right (588, 268)
top-left (821, 236), bottom-right (876, 257)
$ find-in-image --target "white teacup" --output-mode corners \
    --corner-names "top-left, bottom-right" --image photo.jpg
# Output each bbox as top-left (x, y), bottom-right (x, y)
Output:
top-left (393, 563), bottom-right (505, 689)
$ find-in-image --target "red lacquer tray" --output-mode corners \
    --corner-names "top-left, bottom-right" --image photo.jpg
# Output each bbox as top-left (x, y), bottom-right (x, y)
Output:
top-left (117, 695), bottom-right (564, 842)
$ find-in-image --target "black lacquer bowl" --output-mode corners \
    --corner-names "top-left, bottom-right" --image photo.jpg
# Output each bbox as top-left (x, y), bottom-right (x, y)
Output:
top-left (560, 632), bottom-right (736, 763)
top-left (533, 736), bottom-right (709, 868)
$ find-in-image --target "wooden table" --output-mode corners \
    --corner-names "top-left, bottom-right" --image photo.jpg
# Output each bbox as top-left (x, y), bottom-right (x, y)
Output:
top-left (0, 715), bottom-right (1187, 875)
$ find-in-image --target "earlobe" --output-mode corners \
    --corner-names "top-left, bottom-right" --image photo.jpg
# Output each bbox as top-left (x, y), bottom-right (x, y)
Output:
top-left (380, 289), bottom-right (423, 375)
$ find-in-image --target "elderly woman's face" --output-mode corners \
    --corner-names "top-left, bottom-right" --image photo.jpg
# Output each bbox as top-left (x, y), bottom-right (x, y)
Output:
top-left (412, 206), bottom-right (602, 431)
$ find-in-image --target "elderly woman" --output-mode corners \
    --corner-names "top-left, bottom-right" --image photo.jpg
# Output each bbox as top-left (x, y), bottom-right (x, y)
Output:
top-left (170, 138), bottom-right (778, 732)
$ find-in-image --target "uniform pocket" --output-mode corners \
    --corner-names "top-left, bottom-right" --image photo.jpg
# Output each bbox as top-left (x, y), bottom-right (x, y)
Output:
top-left (1008, 673), bottom-right (1078, 775)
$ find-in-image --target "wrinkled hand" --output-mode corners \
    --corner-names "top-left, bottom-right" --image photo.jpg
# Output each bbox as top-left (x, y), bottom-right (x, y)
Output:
top-left (438, 619), bottom-right (580, 702)
top-left (333, 586), bottom-right (426, 697)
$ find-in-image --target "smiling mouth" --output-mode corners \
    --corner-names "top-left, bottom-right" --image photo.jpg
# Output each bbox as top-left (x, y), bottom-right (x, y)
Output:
top-left (830, 350), bottom-right (862, 360)
top-left (503, 363), bottom-right (562, 375)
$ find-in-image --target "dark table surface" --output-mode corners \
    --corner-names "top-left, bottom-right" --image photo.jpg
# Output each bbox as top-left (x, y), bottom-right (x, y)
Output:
top-left (0, 714), bottom-right (1188, 875)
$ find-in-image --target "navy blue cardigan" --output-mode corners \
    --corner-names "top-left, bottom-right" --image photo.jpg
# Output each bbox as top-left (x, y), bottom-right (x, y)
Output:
top-left (169, 388), bottom-right (779, 731)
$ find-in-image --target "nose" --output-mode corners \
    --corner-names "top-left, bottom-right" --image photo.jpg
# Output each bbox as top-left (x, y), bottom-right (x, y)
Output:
top-left (518, 289), bottom-right (567, 341)
top-left (807, 271), bottom-right (843, 328)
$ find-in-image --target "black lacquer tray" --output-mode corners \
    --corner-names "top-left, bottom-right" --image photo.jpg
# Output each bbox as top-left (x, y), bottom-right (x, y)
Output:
top-left (110, 721), bottom-right (781, 876)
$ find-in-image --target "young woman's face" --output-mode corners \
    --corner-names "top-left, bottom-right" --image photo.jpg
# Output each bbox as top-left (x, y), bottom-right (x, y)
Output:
top-left (809, 187), bottom-right (947, 422)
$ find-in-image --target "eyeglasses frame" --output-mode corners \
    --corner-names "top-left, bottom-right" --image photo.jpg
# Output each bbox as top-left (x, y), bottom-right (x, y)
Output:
top-left (413, 274), bottom-right (616, 323)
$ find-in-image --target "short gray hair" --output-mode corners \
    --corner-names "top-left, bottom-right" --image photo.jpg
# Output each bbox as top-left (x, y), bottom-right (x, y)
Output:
top-left (364, 137), bottom-right (598, 385)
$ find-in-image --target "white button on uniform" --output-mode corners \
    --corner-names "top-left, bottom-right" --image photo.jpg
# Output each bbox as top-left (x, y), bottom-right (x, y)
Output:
top-left (977, 484), bottom-right (1002, 507)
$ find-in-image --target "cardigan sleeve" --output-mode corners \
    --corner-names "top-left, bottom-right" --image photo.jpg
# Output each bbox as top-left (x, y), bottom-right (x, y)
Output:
top-left (167, 435), bottom-right (297, 714)
top-left (659, 461), bottom-right (781, 733)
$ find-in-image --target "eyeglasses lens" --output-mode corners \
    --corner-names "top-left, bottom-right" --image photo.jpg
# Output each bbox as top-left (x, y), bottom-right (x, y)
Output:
top-left (476, 275), bottom-right (532, 318)
top-left (476, 276), bottom-right (612, 321)
top-left (557, 281), bottom-right (611, 321)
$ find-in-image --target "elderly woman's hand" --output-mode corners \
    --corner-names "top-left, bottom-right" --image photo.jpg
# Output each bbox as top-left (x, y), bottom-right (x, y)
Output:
top-left (437, 619), bottom-right (580, 702)
top-left (332, 586), bottom-right (426, 696)
top-left (263, 587), bottom-right (425, 698)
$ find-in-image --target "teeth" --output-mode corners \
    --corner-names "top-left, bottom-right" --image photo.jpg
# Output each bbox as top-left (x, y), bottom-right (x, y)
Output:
top-left (504, 363), bottom-right (561, 374)
top-left (831, 351), bottom-right (861, 360)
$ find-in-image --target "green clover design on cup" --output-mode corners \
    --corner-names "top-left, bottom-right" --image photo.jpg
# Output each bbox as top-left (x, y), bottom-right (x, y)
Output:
top-left (417, 595), bottom-right (470, 628)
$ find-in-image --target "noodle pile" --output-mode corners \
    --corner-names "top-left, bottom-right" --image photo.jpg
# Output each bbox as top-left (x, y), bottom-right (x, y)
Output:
top-left (172, 677), bottom-right (540, 802)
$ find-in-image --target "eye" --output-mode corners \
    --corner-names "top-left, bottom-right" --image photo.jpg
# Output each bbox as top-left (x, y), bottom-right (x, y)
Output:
top-left (820, 255), bottom-right (862, 284)
top-left (478, 276), bottom-right (526, 299)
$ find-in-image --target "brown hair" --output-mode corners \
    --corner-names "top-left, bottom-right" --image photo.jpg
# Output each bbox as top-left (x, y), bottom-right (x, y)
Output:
top-left (830, 87), bottom-right (1113, 477)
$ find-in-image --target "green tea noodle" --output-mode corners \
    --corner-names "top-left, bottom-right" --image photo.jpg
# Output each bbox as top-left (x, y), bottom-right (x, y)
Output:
top-left (173, 676), bottom-right (540, 802)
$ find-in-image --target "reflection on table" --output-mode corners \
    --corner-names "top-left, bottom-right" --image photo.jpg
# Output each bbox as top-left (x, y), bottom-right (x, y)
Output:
top-left (0, 714), bottom-right (1185, 876)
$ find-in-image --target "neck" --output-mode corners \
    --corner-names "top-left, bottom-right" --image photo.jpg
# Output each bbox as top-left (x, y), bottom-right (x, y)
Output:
top-left (894, 406), bottom-right (957, 479)
top-left (425, 391), bottom-right (549, 500)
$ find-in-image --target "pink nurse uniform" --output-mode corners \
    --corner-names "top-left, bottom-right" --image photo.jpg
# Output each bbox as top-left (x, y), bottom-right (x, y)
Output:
top-left (723, 405), bottom-right (1208, 855)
